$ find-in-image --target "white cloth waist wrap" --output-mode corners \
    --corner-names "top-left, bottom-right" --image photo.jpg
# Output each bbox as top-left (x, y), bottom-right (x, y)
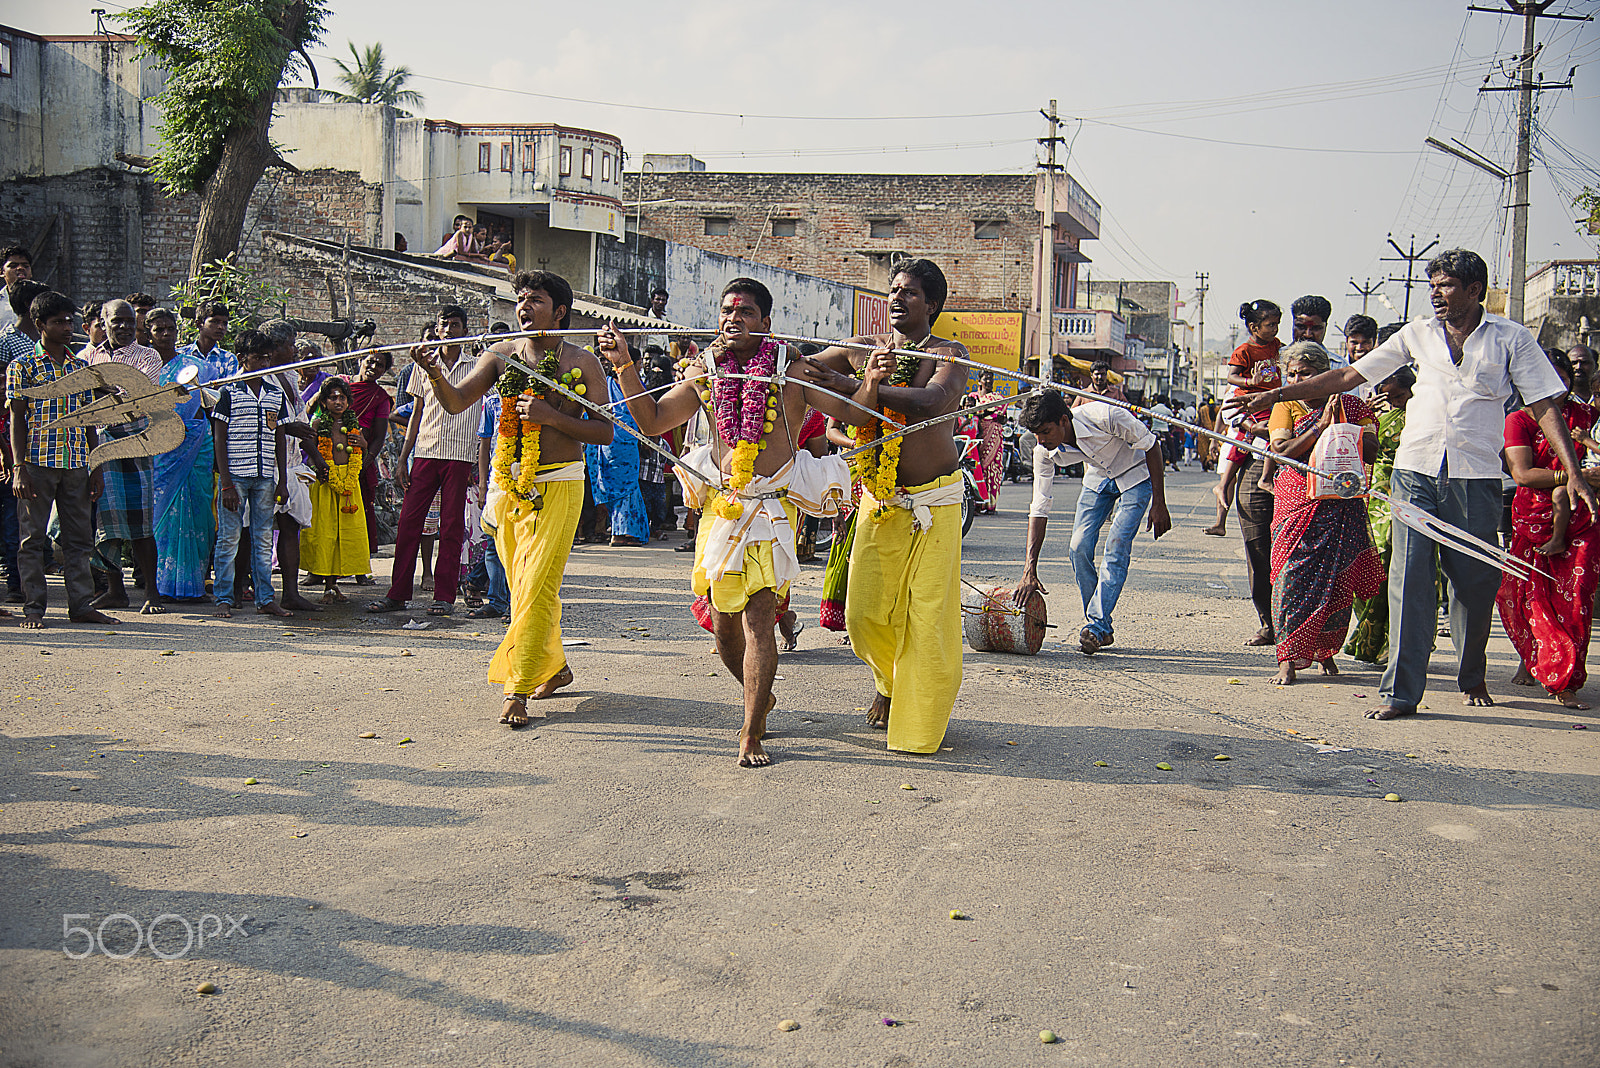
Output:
top-left (482, 459), bottom-right (586, 533)
top-left (676, 444), bottom-right (851, 589)
top-left (273, 458), bottom-right (315, 527)
top-left (860, 478), bottom-right (965, 533)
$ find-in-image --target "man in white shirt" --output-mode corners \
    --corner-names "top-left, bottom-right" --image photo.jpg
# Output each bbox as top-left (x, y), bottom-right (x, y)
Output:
top-left (1015, 390), bottom-right (1171, 655)
top-left (1230, 249), bottom-right (1597, 720)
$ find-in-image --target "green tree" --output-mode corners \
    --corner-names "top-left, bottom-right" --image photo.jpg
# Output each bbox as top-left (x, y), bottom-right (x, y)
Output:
top-left (169, 254), bottom-right (289, 347)
top-left (121, 0), bottom-right (329, 278)
top-left (328, 42), bottom-right (423, 112)
top-left (1577, 187), bottom-right (1600, 240)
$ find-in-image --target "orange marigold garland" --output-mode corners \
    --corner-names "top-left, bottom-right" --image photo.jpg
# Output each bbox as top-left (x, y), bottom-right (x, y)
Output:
top-left (312, 410), bottom-right (364, 514)
top-left (852, 337), bottom-right (933, 517)
top-left (494, 349), bottom-right (581, 506)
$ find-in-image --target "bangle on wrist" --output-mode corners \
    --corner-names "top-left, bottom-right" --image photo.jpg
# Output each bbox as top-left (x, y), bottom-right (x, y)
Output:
top-left (613, 359), bottom-right (635, 373)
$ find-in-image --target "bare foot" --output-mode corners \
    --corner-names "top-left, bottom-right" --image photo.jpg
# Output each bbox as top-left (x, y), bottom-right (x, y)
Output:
top-left (1256, 479), bottom-right (1274, 494)
top-left (90, 590), bottom-right (130, 610)
top-left (214, 604), bottom-right (233, 618)
top-left (737, 731), bottom-right (771, 768)
top-left (1461, 684), bottom-right (1494, 707)
top-left (256, 603), bottom-right (294, 618)
top-left (69, 610), bottom-right (120, 625)
top-left (499, 694), bottom-right (534, 727)
top-left (138, 598), bottom-right (166, 615)
top-left (1536, 535), bottom-right (1568, 556)
top-left (1273, 662), bottom-right (1296, 686)
top-left (320, 588), bottom-right (349, 604)
top-left (1202, 522), bottom-right (1228, 538)
top-left (1554, 688), bottom-right (1591, 710)
top-left (867, 691), bottom-right (890, 730)
top-left (531, 665), bottom-right (574, 699)
top-left (1365, 705), bottom-right (1415, 720)
top-left (1244, 626), bottom-right (1274, 647)
top-left (420, 575), bottom-right (435, 592)
top-left (1511, 664), bottom-right (1537, 686)
top-left (21, 614), bottom-right (45, 630)
top-left (1318, 658), bottom-right (1339, 677)
top-left (282, 594), bottom-right (323, 613)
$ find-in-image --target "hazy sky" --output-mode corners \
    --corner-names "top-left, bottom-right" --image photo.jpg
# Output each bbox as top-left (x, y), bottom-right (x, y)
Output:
top-left (13, 0), bottom-right (1599, 343)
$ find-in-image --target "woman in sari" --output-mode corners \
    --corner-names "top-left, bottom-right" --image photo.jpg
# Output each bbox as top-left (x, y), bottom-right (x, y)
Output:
top-left (152, 326), bottom-right (217, 600)
top-left (971, 371), bottom-right (1005, 513)
top-left (1497, 348), bottom-right (1600, 710)
top-left (344, 350), bottom-right (395, 560)
top-left (1343, 366), bottom-right (1416, 663)
top-left (1266, 341), bottom-right (1383, 685)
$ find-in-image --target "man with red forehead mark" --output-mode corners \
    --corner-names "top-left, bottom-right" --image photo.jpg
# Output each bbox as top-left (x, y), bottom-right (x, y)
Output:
top-left (604, 277), bottom-right (873, 766)
top-left (809, 259), bottom-right (971, 755)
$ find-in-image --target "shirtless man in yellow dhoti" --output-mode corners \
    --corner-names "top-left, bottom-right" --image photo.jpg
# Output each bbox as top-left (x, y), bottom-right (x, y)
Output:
top-left (415, 271), bottom-right (612, 728)
top-left (813, 259), bottom-right (971, 754)
top-left (604, 277), bottom-right (868, 767)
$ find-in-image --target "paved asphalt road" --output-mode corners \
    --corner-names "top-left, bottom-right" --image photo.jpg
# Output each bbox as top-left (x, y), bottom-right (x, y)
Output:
top-left (2, 467), bottom-right (1596, 1067)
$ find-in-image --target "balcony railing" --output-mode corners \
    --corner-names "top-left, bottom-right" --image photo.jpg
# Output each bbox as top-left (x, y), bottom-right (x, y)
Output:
top-left (1525, 260), bottom-right (1600, 316)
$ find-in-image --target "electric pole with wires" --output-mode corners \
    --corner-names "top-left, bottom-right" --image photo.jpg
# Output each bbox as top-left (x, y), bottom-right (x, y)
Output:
top-left (1472, 0), bottom-right (1587, 321)
top-left (1383, 234), bottom-right (1440, 321)
top-left (1349, 278), bottom-right (1384, 316)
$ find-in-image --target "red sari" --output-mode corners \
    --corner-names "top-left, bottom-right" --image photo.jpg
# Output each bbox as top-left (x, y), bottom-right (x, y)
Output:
top-left (1269, 395), bottom-right (1384, 664)
top-left (1496, 402), bottom-right (1597, 695)
top-left (344, 378), bottom-right (395, 553)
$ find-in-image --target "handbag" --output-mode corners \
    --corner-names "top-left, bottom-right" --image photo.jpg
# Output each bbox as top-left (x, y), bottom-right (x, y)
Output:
top-left (1306, 396), bottom-right (1369, 500)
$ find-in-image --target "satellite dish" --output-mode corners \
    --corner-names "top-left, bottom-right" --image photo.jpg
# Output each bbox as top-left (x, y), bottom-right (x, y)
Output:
top-left (176, 365), bottom-right (200, 388)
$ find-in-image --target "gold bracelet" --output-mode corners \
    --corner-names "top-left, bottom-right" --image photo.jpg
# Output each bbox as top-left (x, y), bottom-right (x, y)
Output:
top-left (1555, 469), bottom-right (1568, 486)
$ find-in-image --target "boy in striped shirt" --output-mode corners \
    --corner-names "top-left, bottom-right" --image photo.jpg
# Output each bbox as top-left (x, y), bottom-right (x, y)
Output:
top-left (210, 330), bottom-right (291, 618)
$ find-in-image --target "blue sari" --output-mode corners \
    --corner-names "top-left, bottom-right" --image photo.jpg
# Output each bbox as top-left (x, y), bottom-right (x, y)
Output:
top-left (154, 353), bottom-right (216, 598)
top-left (585, 375), bottom-right (650, 541)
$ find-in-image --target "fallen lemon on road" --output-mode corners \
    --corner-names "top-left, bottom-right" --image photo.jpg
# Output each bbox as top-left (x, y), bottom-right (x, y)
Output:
top-left (1156, 762), bottom-right (1173, 771)
top-left (1041, 1030), bottom-right (1058, 1044)
top-left (1384, 793), bottom-right (1402, 802)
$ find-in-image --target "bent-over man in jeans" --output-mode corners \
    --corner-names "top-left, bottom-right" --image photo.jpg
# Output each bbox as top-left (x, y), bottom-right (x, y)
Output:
top-left (1015, 389), bottom-right (1171, 655)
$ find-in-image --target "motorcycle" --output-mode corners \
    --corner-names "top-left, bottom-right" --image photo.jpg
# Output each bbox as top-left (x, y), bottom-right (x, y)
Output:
top-left (955, 433), bottom-right (984, 537)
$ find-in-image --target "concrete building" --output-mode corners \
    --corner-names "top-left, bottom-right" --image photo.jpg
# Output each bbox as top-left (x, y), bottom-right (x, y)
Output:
top-left (272, 91), bottom-right (628, 286)
top-left (626, 159), bottom-right (1132, 376)
top-left (1524, 259), bottom-right (1598, 351)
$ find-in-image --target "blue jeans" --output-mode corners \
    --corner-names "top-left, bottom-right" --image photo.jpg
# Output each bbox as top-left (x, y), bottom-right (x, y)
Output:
top-left (213, 476), bottom-right (277, 607)
top-left (0, 480), bottom-right (18, 594)
top-left (1381, 466), bottom-right (1501, 711)
top-left (483, 535), bottom-right (510, 615)
top-left (1070, 478), bottom-right (1153, 640)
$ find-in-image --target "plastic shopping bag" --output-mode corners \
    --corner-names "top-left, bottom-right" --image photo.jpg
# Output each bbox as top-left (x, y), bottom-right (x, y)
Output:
top-left (1306, 397), bottom-right (1368, 500)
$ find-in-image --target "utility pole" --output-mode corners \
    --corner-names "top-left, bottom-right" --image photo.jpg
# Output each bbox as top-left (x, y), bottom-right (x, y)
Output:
top-left (1472, 1), bottom-right (1586, 321)
top-left (1038, 100), bottom-right (1063, 380)
top-left (1349, 278), bottom-right (1383, 316)
top-left (1382, 234), bottom-right (1440, 320)
top-left (1194, 272), bottom-right (1208, 401)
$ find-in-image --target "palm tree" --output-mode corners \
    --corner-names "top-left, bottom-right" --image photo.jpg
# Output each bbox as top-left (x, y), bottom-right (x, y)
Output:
top-left (328, 42), bottom-right (424, 112)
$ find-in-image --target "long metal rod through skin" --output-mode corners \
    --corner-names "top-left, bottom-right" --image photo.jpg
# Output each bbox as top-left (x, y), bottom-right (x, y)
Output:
top-left (783, 334), bottom-right (1543, 583)
top-left (502, 352), bottom-right (725, 489)
top-left (837, 389), bottom-right (1037, 460)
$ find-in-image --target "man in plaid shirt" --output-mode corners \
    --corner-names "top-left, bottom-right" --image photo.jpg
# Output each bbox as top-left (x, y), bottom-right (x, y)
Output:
top-left (6, 291), bottom-right (118, 629)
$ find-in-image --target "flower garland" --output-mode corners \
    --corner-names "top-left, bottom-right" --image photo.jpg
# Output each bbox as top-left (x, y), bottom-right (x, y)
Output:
top-left (851, 335), bottom-right (933, 516)
top-left (312, 410), bottom-right (364, 514)
top-left (492, 349), bottom-right (584, 504)
top-left (707, 338), bottom-right (780, 519)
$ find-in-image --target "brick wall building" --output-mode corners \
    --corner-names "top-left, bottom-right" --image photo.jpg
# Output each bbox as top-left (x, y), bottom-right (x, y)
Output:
top-left (0, 164), bottom-right (379, 306)
top-left (629, 170), bottom-right (1078, 313)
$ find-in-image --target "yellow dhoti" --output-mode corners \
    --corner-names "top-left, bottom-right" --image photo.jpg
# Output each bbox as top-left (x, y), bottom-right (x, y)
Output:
top-left (300, 475), bottom-right (370, 576)
top-left (846, 472), bottom-right (965, 753)
top-left (677, 446), bottom-right (850, 614)
top-left (485, 462), bottom-right (585, 695)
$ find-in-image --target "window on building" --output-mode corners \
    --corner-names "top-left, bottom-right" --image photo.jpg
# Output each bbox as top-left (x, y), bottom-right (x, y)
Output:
top-left (559, 146), bottom-right (572, 176)
top-left (772, 219), bottom-right (797, 238)
top-left (582, 148), bottom-right (594, 179)
top-left (600, 153), bottom-right (612, 182)
top-left (869, 219), bottom-right (896, 239)
top-left (500, 143), bottom-right (512, 172)
top-left (974, 220), bottom-right (1003, 240)
top-left (0, 40), bottom-right (12, 78)
top-left (522, 143), bottom-right (536, 172)
top-left (478, 142), bottom-right (492, 173)
top-left (704, 217), bottom-right (732, 237)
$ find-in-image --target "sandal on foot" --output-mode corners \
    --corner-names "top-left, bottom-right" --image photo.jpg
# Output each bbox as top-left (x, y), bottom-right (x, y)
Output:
top-left (500, 694), bottom-right (532, 728)
top-left (427, 600), bottom-right (453, 616)
top-left (467, 604), bottom-right (505, 619)
top-left (366, 596), bottom-right (406, 613)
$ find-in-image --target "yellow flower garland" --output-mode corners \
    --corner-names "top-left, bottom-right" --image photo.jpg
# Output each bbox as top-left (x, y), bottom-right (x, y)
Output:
top-left (851, 339), bottom-right (929, 517)
top-left (493, 351), bottom-right (578, 504)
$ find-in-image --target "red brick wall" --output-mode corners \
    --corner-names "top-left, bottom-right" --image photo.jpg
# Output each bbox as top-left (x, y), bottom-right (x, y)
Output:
top-left (631, 172), bottom-right (1042, 311)
top-left (143, 168), bottom-right (380, 297)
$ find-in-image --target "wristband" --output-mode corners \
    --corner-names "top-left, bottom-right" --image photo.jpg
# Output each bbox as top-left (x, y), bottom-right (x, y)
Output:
top-left (612, 359), bottom-right (635, 374)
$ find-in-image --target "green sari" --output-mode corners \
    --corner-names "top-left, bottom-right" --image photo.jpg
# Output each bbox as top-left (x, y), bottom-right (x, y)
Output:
top-left (1343, 406), bottom-right (1405, 662)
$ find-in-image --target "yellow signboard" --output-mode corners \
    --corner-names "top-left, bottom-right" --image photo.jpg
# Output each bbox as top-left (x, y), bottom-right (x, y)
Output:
top-left (937, 310), bottom-right (1026, 395)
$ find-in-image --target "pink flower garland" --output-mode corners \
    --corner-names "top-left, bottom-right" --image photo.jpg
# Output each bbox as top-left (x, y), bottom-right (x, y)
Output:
top-left (712, 338), bottom-right (779, 445)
